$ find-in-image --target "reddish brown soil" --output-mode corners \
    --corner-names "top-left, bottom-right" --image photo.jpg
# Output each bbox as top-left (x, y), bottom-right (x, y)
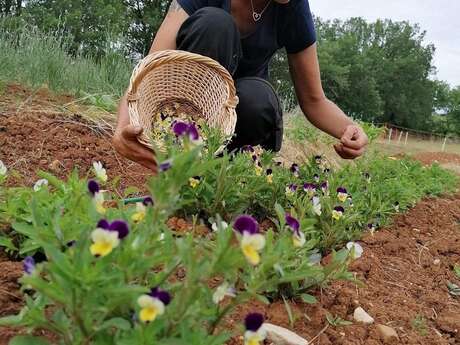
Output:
top-left (0, 84), bottom-right (151, 192)
top-left (412, 152), bottom-right (460, 167)
top-left (227, 192), bottom-right (460, 345)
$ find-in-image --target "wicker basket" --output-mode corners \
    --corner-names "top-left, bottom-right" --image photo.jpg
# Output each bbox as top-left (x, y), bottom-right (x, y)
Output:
top-left (127, 50), bottom-right (239, 148)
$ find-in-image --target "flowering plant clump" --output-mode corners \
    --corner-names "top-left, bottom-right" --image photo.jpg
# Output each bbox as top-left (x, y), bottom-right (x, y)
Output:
top-left (0, 121), bottom-right (457, 344)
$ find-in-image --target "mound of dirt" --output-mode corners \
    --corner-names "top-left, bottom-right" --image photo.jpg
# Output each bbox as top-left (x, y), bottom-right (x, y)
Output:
top-left (0, 84), bottom-right (151, 192)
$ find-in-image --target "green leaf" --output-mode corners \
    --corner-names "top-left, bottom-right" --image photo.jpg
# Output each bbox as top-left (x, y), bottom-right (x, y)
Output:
top-left (0, 236), bottom-right (18, 251)
top-left (99, 317), bottom-right (132, 331)
top-left (9, 336), bottom-right (51, 345)
top-left (0, 314), bottom-right (23, 327)
top-left (300, 294), bottom-right (317, 304)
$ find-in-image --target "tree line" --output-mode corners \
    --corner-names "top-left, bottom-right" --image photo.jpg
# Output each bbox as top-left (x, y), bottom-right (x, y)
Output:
top-left (1, 0), bottom-right (459, 135)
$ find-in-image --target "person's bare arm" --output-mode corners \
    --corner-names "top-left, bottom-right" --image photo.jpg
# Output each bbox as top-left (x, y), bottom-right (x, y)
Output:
top-left (288, 43), bottom-right (368, 159)
top-left (113, 1), bottom-right (189, 172)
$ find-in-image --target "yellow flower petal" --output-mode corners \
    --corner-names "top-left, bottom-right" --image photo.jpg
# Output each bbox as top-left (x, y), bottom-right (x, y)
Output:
top-left (338, 194), bottom-right (348, 202)
top-left (137, 295), bottom-right (165, 323)
top-left (139, 307), bottom-right (158, 323)
top-left (132, 212), bottom-right (145, 223)
top-left (332, 210), bottom-right (343, 220)
top-left (90, 229), bottom-right (119, 257)
top-left (266, 175), bottom-right (273, 184)
top-left (242, 244), bottom-right (261, 265)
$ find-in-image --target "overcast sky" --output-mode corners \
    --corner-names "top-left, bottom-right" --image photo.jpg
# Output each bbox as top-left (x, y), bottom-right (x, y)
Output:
top-left (309, 0), bottom-right (460, 87)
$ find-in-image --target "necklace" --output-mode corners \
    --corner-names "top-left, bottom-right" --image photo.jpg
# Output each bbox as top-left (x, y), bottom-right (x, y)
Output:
top-left (250, 0), bottom-right (271, 22)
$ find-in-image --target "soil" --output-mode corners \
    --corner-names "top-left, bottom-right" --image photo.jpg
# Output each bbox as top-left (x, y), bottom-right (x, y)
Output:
top-left (0, 84), bottom-right (151, 192)
top-left (1, 84), bottom-right (460, 344)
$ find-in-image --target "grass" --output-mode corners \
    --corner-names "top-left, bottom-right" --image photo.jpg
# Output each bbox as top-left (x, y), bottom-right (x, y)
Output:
top-left (0, 22), bottom-right (132, 98)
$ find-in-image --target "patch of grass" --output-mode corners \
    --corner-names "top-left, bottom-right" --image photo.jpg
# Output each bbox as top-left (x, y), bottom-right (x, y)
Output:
top-left (411, 314), bottom-right (428, 336)
top-left (0, 22), bottom-right (132, 98)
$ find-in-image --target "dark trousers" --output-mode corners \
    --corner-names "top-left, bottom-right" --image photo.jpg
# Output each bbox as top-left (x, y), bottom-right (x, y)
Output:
top-left (176, 7), bottom-right (283, 152)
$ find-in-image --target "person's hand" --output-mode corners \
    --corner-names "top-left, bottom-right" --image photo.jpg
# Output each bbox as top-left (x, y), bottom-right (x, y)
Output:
top-left (113, 124), bottom-right (157, 172)
top-left (334, 124), bottom-right (368, 159)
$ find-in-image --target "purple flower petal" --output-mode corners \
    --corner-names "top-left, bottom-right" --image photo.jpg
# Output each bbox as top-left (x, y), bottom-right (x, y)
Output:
top-left (172, 121), bottom-right (188, 137)
top-left (288, 184), bottom-right (298, 192)
top-left (109, 220), bottom-right (129, 239)
top-left (245, 313), bottom-right (264, 332)
top-left (233, 215), bottom-right (259, 235)
top-left (23, 256), bottom-right (35, 275)
top-left (313, 174), bottom-right (320, 182)
top-left (334, 206), bottom-right (345, 213)
top-left (88, 180), bottom-right (100, 195)
top-left (142, 197), bottom-right (154, 206)
top-left (290, 163), bottom-right (299, 173)
top-left (266, 168), bottom-right (273, 175)
top-left (159, 160), bottom-right (172, 172)
top-left (187, 123), bottom-right (200, 141)
top-left (337, 187), bottom-right (347, 194)
top-left (241, 145), bottom-right (255, 153)
top-left (97, 219), bottom-right (110, 229)
top-left (285, 214), bottom-right (300, 234)
top-left (303, 183), bottom-right (317, 193)
top-left (149, 287), bottom-right (171, 306)
top-left (320, 181), bottom-right (328, 190)
top-left (251, 155), bottom-right (258, 162)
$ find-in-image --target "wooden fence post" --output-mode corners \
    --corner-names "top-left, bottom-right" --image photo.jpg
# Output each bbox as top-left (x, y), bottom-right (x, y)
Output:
top-left (442, 136), bottom-right (447, 152)
top-left (388, 128), bottom-right (393, 144)
top-left (404, 132), bottom-right (409, 146)
top-left (397, 131), bottom-right (403, 144)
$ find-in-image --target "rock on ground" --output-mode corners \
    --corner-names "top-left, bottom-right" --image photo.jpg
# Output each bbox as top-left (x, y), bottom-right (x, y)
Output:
top-left (264, 323), bottom-right (309, 345)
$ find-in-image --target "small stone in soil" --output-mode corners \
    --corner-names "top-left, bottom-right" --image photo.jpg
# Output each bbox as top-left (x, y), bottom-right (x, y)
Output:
top-left (376, 324), bottom-right (399, 344)
top-left (263, 323), bottom-right (309, 345)
top-left (353, 307), bottom-right (374, 324)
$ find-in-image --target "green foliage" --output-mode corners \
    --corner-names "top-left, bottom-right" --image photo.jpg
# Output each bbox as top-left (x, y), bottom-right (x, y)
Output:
top-left (411, 315), bottom-right (428, 336)
top-left (0, 21), bottom-right (132, 96)
top-left (0, 126), bottom-right (359, 345)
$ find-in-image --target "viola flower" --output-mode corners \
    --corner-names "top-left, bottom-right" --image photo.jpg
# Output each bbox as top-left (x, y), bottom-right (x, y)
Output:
top-left (393, 202), bottom-right (400, 212)
top-left (159, 160), bottom-right (172, 172)
top-left (266, 169), bottom-right (273, 184)
top-left (337, 187), bottom-right (348, 202)
top-left (346, 242), bottom-right (364, 259)
top-left (314, 155), bottom-right (322, 165)
top-left (303, 183), bottom-right (316, 197)
top-left (132, 202), bottom-right (147, 223)
top-left (323, 168), bottom-right (331, 175)
top-left (313, 174), bottom-right (320, 183)
top-left (364, 172), bottom-right (371, 183)
top-left (290, 163), bottom-right (300, 178)
top-left (251, 154), bottom-right (258, 162)
top-left (285, 184), bottom-right (297, 197)
top-left (367, 223), bottom-right (376, 234)
top-left (286, 214), bottom-right (305, 247)
top-left (233, 215), bottom-right (265, 266)
top-left (23, 256), bottom-right (35, 275)
top-left (88, 180), bottom-right (106, 214)
top-left (255, 162), bottom-right (263, 176)
top-left (172, 121), bottom-right (202, 144)
top-left (274, 161), bottom-right (282, 166)
top-left (189, 176), bottom-right (201, 188)
top-left (244, 313), bottom-right (266, 345)
top-left (312, 196), bottom-right (322, 216)
top-left (332, 206), bottom-right (345, 220)
top-left (93, 161), bottom-right (108, 183)
top-left (143, 196), bottom-right (154, 206)
top-left (137, 287), bottom-right (171, 323)
top-left (211, 220), bottom-right (229, 232)
top-left (346, 195), bottom-right (354, 207)
top-left (212, 282), bottom-right (236, 304)
top-left (0, 160), bottom-right (7, 176)
top-left (320, 181), bottom-right (329, 196)
top-left (90, 219), bottom-right (129, 257)
top-left (33, 179), bottom-right (48, 192)
top-left (241, 145), bottom-right (255, 154)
